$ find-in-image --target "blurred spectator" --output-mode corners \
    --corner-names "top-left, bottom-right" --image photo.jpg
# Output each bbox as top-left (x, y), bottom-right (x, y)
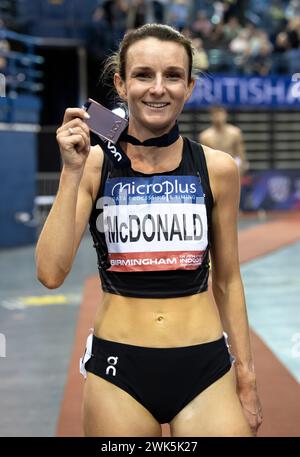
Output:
top-left (102, 0), bottom-right (128, 44)
top-left (199, 106), bottom-right (249, 176)
top-left (272, 31), bottom-right (289, 74)
top-left (268, 0), bottom-right (287, 38)
top-left (247, 38), bottom-right (273, 76)
top-left (211, 1), bottom-right (226, 25)
top-left (230, 30), bottom-right (249, 55)
top-left (0, 19), bottom-right (10, 72)
top-left (285, 19), bottom-right (300, 72)
top-left (192, 37), bottom-right (209, 72)
top-left (272, 16), bottom-right (300, 73)
top-left (274, 31), bottom-right (290, 53)
top-left (248, 29), bottom-right (272, 56)
top-left (86, 2), bottom-right (127, 106)
top-left (127, 0), bottom-right (148, 29)
top-left (229, 23), bottom-right (256, 73)
top-left (206, 22), bottom-right (226, 49)
top-left (286, 17), bottom-right (300, 44)
top-left (190, 10), bottom-right (213, 41)
top-left (246, 0), bottom-right (274, 28)
top-left (167, 0), bottom-right (190, 31)
top-left (285, 0), bottom-right (300, 19)
top-left (87, 6), bottom-right (113, 60)
top-left (152, 0), bottom-right (166, 23)
top-left (181, 26), bottom-right (193, 39)
top-left (192, 0), bottom-right (214, 18)
top-left (223, 0), bottom-right (247, 24)
top-left (223, 16), bottom-right (242, 44)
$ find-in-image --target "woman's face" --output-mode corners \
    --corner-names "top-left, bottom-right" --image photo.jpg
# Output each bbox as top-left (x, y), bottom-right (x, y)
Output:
top-left (114, 37), bottom-right (195, 137)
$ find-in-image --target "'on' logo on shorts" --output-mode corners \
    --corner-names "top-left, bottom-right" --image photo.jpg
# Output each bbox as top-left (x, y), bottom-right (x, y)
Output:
top-left (105, 355), bottom-right (118, 376)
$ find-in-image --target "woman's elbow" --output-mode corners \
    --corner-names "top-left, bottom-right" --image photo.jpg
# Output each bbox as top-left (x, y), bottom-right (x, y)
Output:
top-left (35, 250), bottom-right (70, 289)
top-left (36, 267), bottom-right (67, 289)
top-left (36, 273), bottom-right (63, 289)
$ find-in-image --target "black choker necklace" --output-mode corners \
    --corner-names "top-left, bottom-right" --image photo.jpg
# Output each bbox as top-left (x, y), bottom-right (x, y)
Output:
top-left (119, 123), bottom-right (179, 147)
top-left (98, 122), bottom-right (180, 168)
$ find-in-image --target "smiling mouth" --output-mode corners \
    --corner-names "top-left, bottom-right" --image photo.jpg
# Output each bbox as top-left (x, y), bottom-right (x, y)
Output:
top-left (142, 102), bottom-right (170, 108)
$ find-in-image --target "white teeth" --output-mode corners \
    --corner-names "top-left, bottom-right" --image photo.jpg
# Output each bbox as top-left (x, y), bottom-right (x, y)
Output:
top-left (144, 102), bottom-right (168, 108)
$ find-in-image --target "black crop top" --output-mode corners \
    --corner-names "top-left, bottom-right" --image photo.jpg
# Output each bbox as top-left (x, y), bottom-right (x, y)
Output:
top-left (89, 137), bottom-right (214, 298)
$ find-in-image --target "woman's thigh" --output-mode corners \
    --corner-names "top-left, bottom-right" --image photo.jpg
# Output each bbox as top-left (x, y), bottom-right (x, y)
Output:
top-left (83, 372), bottom-right (162, 437)
top-left (169, 367), bottom-right (252, 437)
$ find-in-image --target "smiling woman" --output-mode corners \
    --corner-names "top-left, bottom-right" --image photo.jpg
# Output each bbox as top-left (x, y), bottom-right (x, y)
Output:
top-left (112, 38), bottom-right (194, 139)
top-left (35, 24), bottom-right (262, 437)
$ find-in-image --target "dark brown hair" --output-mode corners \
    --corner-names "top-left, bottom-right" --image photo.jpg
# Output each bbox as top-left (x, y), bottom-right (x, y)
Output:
top-left (209, 105), bottom-right (227, 114)
top-left (101, 23), bottom-right (195, 90)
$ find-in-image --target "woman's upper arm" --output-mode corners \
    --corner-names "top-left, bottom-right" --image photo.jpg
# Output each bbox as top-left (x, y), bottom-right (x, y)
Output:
top-left (72, 145), bottom-right (103, 260)
top-left (205, 147), bottom-right (241, 285)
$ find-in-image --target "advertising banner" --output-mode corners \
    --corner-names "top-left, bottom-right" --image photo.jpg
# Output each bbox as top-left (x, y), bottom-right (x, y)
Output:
top-left (186, 75), bottom-right (300, 107)
top-left (240, 170), bottom-right (300, 211)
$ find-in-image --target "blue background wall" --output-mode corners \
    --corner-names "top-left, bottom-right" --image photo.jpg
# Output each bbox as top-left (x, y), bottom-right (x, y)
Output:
top-left (0, 131), bottom-right (37, 247)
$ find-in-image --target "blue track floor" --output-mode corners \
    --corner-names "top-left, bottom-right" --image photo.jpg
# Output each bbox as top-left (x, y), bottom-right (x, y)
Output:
top-left (242, 241), bottom-right (300, 383)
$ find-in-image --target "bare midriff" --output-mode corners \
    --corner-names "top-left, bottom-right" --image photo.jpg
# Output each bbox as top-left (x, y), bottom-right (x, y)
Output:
top-left (93, 291), bottom-right (224, 348)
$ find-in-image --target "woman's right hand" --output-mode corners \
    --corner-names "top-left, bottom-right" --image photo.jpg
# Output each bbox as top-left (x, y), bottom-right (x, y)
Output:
top-left (56, 107), bottom-right (91, 173)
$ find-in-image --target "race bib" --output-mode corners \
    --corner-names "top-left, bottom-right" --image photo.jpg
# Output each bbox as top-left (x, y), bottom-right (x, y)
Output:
top-left (97, 175), bottom-right (208, 272)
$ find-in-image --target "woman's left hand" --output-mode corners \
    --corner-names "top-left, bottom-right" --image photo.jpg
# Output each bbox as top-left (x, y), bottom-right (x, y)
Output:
top-left (237, 381), bottom-right (263, 436)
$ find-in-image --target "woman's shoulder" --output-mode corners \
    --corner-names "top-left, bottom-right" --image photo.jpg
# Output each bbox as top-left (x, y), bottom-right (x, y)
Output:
top-left (200, 144), bottom-right (239, 201)
top-left (201, 143), bottom-right (238, 179)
